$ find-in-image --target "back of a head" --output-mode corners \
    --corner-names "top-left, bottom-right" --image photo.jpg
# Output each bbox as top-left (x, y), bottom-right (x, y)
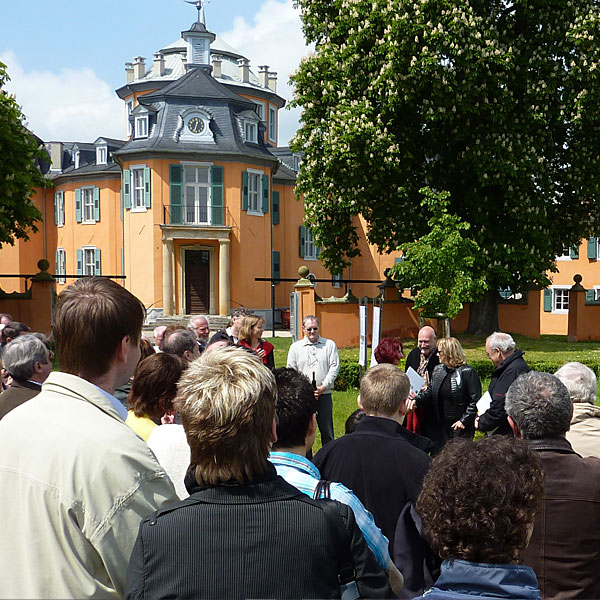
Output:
top-left (1, 322), bottom-right (29, 345)
top-left (2, 334), bottom-right (49, 380)
top-left (175, 346), bottom-right (276, 485)
top-left (505, 371), bottom-right (572, 439)
top-left (555, 362), bottom-right (597, 405)
top-left (360, 363), bottom-right (409, 416)
top-left (52, 277), bottom-right (145, 379)
top-left (163, 329), bottom-right (197, 357)
top-left (486, 331), bottom-right (516, 353)
top-left (374, 337), bottom-right (402, 365)
top-left (129, 353), bottom-right (186, 419)
top-left (417, 437), bottom-right (544, 564)
top-left (272, 367), bottom-right (317, 449)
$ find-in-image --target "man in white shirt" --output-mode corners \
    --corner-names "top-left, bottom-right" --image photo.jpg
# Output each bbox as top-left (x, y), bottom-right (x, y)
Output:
top-left (287, 315), bottom-right (339, 445)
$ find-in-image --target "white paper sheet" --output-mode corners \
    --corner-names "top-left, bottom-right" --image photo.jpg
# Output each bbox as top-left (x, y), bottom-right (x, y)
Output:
top-left (477, 391), bottom-right (492, 415)
top-left (406, 366), bottom-right (425, 395)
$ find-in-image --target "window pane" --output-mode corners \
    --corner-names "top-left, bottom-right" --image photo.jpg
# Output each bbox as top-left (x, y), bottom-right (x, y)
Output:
top-left (197, 167), bottom-right (209, 184)
top-left (185, 167), bottom-right (196, 183)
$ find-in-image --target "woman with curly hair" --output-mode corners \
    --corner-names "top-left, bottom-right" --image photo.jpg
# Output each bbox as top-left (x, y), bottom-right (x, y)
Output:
top-left (237, 315), bottom-right (275, 370)
top-left (412, 337), bottom-right (480, 454)
top-left (374, 337), bottom-right (404, 365)
top-left (413, 436), bottom-right (544, 600)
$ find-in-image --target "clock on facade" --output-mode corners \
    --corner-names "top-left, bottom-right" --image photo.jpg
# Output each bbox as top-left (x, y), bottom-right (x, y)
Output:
top-left (187, 117), bottom-right (205, 134)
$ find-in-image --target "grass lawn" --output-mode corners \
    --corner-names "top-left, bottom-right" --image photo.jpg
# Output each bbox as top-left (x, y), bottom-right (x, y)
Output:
top-left (267, 333), bottom-right (599, 452)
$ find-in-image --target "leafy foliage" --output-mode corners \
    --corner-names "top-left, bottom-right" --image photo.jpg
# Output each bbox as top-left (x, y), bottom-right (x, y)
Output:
top-left (291, 0), bottom-right (600, 294)
top-left (0, 61), bottom-right (49, 246)
top-left (392, 188), bottom-right (486, 319)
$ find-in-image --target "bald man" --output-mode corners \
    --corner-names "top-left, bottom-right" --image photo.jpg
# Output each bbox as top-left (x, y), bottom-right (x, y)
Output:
top-left (405, 326), bottom-right (440, 444)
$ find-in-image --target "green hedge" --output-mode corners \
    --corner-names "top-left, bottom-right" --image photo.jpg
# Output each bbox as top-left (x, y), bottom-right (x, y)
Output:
top-left (333, 357), bottom-right (600, 391)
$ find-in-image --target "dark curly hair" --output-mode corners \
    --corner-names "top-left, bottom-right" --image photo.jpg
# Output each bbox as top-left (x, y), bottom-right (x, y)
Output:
top-left (417, 437), bottom-right (544, 564)
top-left (374, 337), bottom-right (404, 364)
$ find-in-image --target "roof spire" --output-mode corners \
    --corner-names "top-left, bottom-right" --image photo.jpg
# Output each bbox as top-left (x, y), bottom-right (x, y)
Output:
top-left (185, 0), bottom-right (209, 24)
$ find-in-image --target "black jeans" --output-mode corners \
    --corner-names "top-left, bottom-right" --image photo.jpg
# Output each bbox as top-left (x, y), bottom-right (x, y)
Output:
top-left (316, 393), bottom-right (334, 446)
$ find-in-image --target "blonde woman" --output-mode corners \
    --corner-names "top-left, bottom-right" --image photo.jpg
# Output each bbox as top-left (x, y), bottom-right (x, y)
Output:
top-left (414, 337), bottom-right (481, 454)
top-left (238, 315), bottom-right (275, 370)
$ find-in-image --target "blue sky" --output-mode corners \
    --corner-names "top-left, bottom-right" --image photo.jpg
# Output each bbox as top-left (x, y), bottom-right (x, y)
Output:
top-left (0, 0), bottom-right (308, 144)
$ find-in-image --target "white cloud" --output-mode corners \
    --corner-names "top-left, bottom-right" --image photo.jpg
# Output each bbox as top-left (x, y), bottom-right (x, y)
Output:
top-left (219, 0), bottom-right (312, 146)
top-left (0, 50), bottom-right (124, 142)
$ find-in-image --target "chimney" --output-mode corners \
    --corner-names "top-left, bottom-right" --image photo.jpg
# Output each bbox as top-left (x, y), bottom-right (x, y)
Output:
top-left (268, 72), bottom-right (278, 92)
top-left (238, 58), bottom-right (251, 83)
top-left (258, 65), bottom-right (269, 88)
top-left (211, 55), bottom-right (222, 78)
top-left (125, 62), bottom-right (134, 83)
top-left (153, 53), bottom-right (165, 77)
top-left (48, 142), bottom-right (63, 173)
top-left (133, 56), bottom-right (146, 80)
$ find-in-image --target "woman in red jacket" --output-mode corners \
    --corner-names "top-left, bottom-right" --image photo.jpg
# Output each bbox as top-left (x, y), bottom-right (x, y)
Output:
top-left (238, 315), bottom-right (274, 370)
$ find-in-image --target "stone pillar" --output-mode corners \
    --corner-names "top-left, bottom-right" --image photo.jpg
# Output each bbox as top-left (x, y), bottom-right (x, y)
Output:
top-left (162, 239), bottom-right (174, 315)
top-left (28, 259), bottom-right (56, 335)
top-left (218, 239), bottom-right (230, 316)
top-left (568, 274), bottom-right (585, 342)
top-left (293, 266), bottom-right (316, 339)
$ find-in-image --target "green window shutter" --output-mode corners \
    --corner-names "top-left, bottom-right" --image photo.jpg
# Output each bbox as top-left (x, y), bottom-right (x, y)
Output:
top-left (95, 248), bottom-right (101, 276)
top-left (75, 189), bottom-right (82, 223)
top-left (570, 245), bottom-right (579, 259)
top-left (144, 167), bottom-right (151, 208)
top-left (272, 191), bottom-right (280, 225)
top-left (211, 165), bottom-right (224, 225)
top-left (261, 174), bottom-right (269, 214)
top-left (588, 238), bottom-right (597, 259)
top-left (242, 171), bottom-right (249, 211)
top-left (55, 250), bottom-right (59, 276)
top-left (272, 250), bottom-right (281, 285)
top-left (543, 289), bottom-right (552, 312)
top-left (395, 257), bottom-right (405, 264)
top-left (76, 249), bottom-right (83, 276)
top-left (299, 225), bottom-right (306, 258)
top-left (586, 290), bottom-right (595, 302)
top-left (123, 169), bottom-right (131, 209)
top-left (170, 164), bottom-right (183, 224)
top-left (315, 244), bottom-right (321, 259)
top-left (93, 187), bottom-right (100, 222)
top-left (54, 195), bottom-right (59, 225)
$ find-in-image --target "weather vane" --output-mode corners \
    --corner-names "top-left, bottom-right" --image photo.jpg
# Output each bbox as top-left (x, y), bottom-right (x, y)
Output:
top-left (185, 0), bottom-right (210, 24)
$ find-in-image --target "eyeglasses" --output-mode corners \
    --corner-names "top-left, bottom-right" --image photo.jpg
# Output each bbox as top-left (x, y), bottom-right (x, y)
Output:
top-left (305, 327), bottom-right (318, 332)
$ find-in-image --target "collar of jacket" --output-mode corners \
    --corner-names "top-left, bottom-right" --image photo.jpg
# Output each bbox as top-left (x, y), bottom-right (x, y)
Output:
top-left (571, 402), bottom-right (600, 424)
top-left (432, 559), bottom-right (541, 599)
top-left (184, 461), bottom-right (293, 500)
top-left (527, 435), bottom-right (575, 454)
top-left (355, 415), bottom-right (434, 453)
top-left (493, 349), bottom-right (526, 376)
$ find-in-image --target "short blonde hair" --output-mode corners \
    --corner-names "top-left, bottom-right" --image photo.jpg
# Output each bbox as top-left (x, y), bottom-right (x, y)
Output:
top-left (360, 363), bottom-right (410, 416)
top-left (437, 337), bottom-right (467, 369)
top-left (175, 346), bottom-right (276, 486)
top-left (237, 315), bottom-right (265, 345)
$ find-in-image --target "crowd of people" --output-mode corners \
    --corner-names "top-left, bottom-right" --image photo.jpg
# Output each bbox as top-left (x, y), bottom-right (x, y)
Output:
top-left (1, 283), bottom-right (600, 599)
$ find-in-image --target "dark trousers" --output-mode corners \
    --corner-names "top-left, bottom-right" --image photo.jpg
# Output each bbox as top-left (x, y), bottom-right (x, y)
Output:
top-left (316, 393), bottom-right (334, 446)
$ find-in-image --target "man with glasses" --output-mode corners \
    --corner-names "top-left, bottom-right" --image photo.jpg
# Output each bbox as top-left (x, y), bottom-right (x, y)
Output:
top-left (476, 331), bottom-right (530, 435)
top-left (287, 315), bottom-right (340, 445)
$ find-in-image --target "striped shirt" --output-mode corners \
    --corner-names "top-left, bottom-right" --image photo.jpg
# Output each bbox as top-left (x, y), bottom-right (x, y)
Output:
top-left (269, 451), bottom-right (391, 569)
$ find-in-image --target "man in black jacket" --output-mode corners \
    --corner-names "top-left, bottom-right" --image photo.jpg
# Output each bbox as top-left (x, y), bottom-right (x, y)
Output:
top-left (126, 347), bottom-right (392, 600)
top-left (477, 331), bottom-right (530, 435)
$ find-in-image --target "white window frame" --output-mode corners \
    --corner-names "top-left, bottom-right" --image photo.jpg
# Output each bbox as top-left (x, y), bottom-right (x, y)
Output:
top-left (253, 100), bottom-right (265, 121)
top-left (594, 285), bottom-right (600, 301)
top-left (74, 149), bottom-right (80, 170)
top-left (56, 248), bottom-right (66, 285)
top-left (556, 245), bottom-right (572, 261)
top-left (82, 246), bottom-right (97, 277)
top-left (268, 105), bottom-right (277, 143)
top-left (96, 145), bottom-right (107, 165)
top-left (81, 186), bottom-right (95, 224)
top-left (332, 273), bottom-right (342, 289)
top-left (130, 165), bottom-right (146, 212)
top-left (304, 228), bottom-right (317, 261)
top-left (247, 169), bottom-right (263, 216)
top-left (135, 115), bottom-right (149, 138)
top-left (244, 121), bottom-right (258, 143)
top-left (182, 162), bottom-right (213, 225)
top-left (551, 286), bottom-right (570, 314)
top-left (54, 190), bottom-right (65, 227)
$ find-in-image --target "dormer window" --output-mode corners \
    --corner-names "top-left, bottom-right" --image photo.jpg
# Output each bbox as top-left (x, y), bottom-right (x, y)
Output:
top-left (96, 145), bottom-right (107, 165)
top-left (74, 149), bottom-right (80, 170)
top-left (244, 122), bottom-right (257, 143)
top-left (136, 116), bottom-right (149, 138)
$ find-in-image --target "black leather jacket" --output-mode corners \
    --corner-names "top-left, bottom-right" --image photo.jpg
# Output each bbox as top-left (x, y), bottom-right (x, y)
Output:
top-left (416, 364), bottom-right (481, 427)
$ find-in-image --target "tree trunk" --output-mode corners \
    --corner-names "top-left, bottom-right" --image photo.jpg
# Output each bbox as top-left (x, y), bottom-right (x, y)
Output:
top-left (466, 290), bottom-right (499, 335)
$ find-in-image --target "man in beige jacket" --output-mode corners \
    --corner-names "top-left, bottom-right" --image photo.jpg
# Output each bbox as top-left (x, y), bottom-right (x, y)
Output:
top-left (0, 277), bottom-right (179, 599)
top-left (556, 361), bottom-right (600, 459)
